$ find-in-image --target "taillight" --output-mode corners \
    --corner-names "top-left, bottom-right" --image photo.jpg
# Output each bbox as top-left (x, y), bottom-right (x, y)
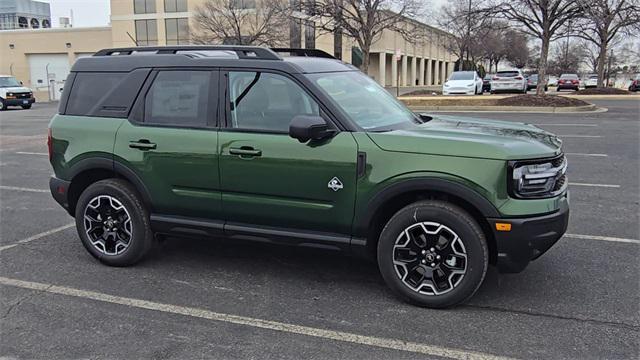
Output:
top-left (47, 128), bottom-right (52, 161)
top-left (515, 76), bottom-right (523, 80)
top-left (558, 80), bottom-right (565, 84)
top-left (572, 80), bottom-right (579, 84)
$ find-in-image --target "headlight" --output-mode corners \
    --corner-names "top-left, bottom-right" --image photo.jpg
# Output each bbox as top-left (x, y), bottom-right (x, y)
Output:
top-left (444, 82), bottom-right (449, 87)
top-left (509, 155), bottom-right (567, 199)
top-left (467, 83), bottom-right (474, 87)
top-left (7, 92), bottom-right (13, 96)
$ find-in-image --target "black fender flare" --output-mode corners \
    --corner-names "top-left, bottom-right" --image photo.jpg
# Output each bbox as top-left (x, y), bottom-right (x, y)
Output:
top-left (354, 177), bottom-right (500, 238)
top-left (68, 157), bottom-right (153, 210)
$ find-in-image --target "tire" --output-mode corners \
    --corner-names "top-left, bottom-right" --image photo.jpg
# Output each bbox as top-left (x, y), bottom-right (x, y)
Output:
top-left (0, 99), bottom-right (5, 111)
top-left (377, 200), bottom-right (489, 308)
top-left (21, 104), bottom-right (31, 109)
top-left (75, 178), bottom-right (154, 266)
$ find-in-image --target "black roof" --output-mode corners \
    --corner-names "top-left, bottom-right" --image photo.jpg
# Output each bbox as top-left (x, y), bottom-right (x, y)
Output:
top-left (72, 45), bottom-right (357, 74)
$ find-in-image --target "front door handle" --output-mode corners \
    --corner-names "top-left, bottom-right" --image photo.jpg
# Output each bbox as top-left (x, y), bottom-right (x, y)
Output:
top-left (129, 139), bottom-right (157, 150)
top-left (229, 146), bottom-right (262, 157)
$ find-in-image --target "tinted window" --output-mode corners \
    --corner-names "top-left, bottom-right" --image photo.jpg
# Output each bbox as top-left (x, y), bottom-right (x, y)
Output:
top-left (134, 0), bottom-right (156, 13)
top-left (165, 18), bottom-right (189, 45)
top-left (228, 72), bottom-right (319, 132)
top-left (497, 71), bottom-right (519, 77)
top-left (164, 0), bottom-right (187, 12)
top-left (144, 71), bottom-right (211, 127)
top-left (135, 19), bottom-right (158, 46)
top-left (66, 72), bottom-right (126, 116)
top-left (449, 72), bottom-right (474, 80)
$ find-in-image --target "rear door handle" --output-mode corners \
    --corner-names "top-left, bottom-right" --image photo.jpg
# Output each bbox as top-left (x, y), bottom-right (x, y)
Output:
top-left (129, 139), bottom-right (157, 150)
top-left (229, 147), bottom-right (262, 157)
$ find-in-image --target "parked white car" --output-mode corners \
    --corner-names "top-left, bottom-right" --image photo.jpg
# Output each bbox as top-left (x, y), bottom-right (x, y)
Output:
top-left (0, 75), bottom-right (35, 111)
top-left (548, 75), bottom-right (558, 87)
top-left (443, 71), bottom-right (483, 95)
top-left (584, 74), bottom-right (598, 88)
top-left (490, 70), bottom-right (527, 94)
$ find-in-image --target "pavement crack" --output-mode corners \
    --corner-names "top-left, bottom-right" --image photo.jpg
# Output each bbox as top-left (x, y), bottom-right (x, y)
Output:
top-left (464, 303), bottom-right (639, 331)
top-left (2, 284), bottom-right (53, 320)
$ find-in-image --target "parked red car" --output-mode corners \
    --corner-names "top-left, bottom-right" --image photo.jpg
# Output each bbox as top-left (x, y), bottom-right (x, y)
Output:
top-left (557, 74), bottom-right (580, 91)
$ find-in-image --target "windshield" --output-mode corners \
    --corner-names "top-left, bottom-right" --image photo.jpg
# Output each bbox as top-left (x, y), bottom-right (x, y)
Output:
top-left (0, 77), bottom-right (21, 88)
top-left (449, 72), bottom-right (474, 80)
top-left (308, 71), bottom-right (420, 131)
top-left (560, 74), bottom-right (578, 79)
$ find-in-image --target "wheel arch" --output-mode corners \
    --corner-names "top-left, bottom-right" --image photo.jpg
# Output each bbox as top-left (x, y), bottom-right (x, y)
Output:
top-left (353, 178), bottom-right (499, 265)
top-left (67, 158), bottom-right (152, 215)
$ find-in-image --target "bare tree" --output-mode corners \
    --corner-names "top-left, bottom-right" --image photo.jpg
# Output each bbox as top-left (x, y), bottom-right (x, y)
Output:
top-left (503, 30), bottom-right (530, 68)
top-left (439, 0), bottom-right (494, 70)
top-left (547, 40), bottom-right (587, 74)
top-left (191, 0), bottom-right (290, 46)
top-left (574, 0), bottom-right (640, 87)
top-left (310, 0), bottom-right (424, 74)
top-left (482, 24), bottom-right (508, 73)
top-left (492, 0), bottom-right (582, 95)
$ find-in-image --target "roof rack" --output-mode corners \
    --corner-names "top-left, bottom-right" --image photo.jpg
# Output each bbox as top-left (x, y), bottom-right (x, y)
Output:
top-left (271, 48), bottom-right (335, 59)
top-left (93, 45), bottom-right (281, 60)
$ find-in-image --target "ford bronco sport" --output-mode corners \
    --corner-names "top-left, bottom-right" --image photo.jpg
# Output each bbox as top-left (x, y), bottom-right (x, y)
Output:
top-left (48, 46), bottom-right (569, 308)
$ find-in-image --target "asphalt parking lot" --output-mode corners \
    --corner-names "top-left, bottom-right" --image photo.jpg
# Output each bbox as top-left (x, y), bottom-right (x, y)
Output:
top-left (1, 100), bottom-right (638, 359)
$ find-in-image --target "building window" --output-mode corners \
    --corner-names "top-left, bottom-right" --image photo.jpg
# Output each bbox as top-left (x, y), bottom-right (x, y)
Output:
top-left (230, 0), bottom-right (256, 9)
top-left (165, 0), bottom-right (188, 12)
top-left (135, 19), bottom-right (158, 46)
top-left (289, 18), bottom-right (301, 48)
top-left (165, 18), bottom-right (189, 45)
top-left (134, 0), bottom-right (156, 14)
top-left (333, 28), bottom-right (342, 59)
top-left (304, 20), bottom-right (315, 49)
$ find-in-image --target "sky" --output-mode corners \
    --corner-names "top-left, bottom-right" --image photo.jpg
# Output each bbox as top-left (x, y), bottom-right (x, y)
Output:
top-left (43, 0), bottom-right (111, 28)
top-left (43, 0), bottom-right (448, 28)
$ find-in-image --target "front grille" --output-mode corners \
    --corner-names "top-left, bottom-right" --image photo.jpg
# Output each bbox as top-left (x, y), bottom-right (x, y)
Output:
top-left (14, 92), bottom-right (31, 99)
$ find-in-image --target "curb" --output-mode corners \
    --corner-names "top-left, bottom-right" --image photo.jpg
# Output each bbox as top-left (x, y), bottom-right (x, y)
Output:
top-left (407, 104), bottom-right (606, 113)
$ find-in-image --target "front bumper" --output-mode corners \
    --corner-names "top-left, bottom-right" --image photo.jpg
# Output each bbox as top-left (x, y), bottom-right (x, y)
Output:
top-left (443, 88), bottom-right (475, 95)
top-left (488, 193), bottom-right (569, 273)
top-left (4, 97), bottom-right (35, 106)
top-left (50, 176), bottom-right (72, 214)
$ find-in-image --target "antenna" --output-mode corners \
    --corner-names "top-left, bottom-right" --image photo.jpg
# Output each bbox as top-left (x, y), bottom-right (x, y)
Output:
top-left (126, 32), bottom-right (139, 46)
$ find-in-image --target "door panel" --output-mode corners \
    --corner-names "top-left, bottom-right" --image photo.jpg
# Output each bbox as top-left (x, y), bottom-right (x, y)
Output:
top-left (219, 131), bottom-right (358, 235)
top-left (114, 69), bottom-right (221, 219)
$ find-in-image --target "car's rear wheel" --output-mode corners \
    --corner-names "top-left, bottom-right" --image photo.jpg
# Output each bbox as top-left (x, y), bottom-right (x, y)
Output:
top-left (75, 179), bottom-right (153, 266)
top-left (377, 200), bottom-right (488, 308)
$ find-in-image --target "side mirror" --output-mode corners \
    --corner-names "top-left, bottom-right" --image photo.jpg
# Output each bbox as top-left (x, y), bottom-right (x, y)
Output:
top-left (289, 115), bottom-right (333, 143)
top-left (20, 81), bottom-right (23, 85)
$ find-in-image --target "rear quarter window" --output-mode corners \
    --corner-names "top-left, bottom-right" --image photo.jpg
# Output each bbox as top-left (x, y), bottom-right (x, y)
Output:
top-left (66, 72), bottom-right (126, 116)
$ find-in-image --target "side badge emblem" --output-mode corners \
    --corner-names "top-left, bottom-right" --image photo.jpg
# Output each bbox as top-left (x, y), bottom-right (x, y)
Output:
top-left (328, 177), bottom-right (344, 192)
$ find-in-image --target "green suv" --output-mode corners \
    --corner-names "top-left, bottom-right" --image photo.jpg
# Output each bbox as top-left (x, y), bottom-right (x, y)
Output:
top-left (49, 46), bottom-right (569, 308)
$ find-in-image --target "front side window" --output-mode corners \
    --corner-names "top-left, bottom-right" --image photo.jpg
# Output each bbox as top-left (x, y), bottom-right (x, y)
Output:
top-left (144, 71), bottom-right (211, 127)
top-left (135, 19), bottom-right (158, 46)
top-left (228, 72), bottom-right (319, 132)
top-left (309, 71), bottom-right (418, 131)
top-left (134, 0), bottom-right (156, 14)
top-left (165, 18), bottom-right (189, 45)
top-left (165, 0), bottom-right (188, 12)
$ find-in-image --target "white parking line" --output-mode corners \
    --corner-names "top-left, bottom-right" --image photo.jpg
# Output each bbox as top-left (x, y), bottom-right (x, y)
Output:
top-left (569, 182), bottom-right (620, 188)
top-left (565, 153), bottom-right (608, 157)
top-left (534, 124), bottom-right (598, 127)
top-left (565, 234), bottom-right (640, 245)
top-left (0, 277), bottom-right (513, 360)
top-left (0, 223), bottom-right (75, 252)
top-left (559, 135), bottom-right (602, 138)
top-left (0, 185), bottom-right (48, 193)
top-left (15, 151), bottom-right (48, 156)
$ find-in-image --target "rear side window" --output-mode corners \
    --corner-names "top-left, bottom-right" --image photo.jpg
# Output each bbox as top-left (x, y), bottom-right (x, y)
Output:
top-left (66, 72), bottom-right (126, 116)
top-left (144, 70), bottom-right (212, 127)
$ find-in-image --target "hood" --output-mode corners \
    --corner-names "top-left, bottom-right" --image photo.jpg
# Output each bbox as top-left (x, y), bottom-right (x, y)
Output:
top-left (368, 115), bottom-right (562, 160)
top-left (445, 79), bottom-right (475, 87)
top-left (1, 86), bottom-right (32, 93)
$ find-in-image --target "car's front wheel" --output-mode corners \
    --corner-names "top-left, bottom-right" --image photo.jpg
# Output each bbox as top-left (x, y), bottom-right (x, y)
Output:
top-left (0, 99), bottom-right (5, 111)
top-left (377, 200), bottom-right (488, 308)
top-left (75, 179), bottom-right (153, 266)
